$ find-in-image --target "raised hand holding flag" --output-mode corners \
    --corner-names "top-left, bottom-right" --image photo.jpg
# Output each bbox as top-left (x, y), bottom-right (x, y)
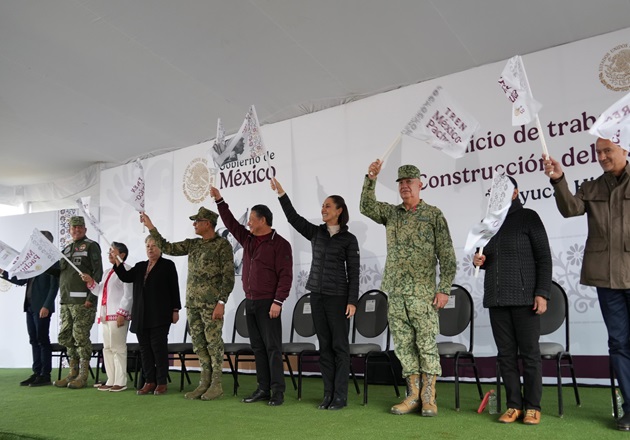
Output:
top-left (589, 91), bottom-right (630, 151)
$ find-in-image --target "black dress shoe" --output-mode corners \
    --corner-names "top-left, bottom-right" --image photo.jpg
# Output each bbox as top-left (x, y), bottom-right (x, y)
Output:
top-left (20, 374), bottom-right (38, 386)
top-left (242, 389), bottom-right (271, 403)
top-left (268, 391), bottom-right (284, 406)
top-left (328, 397), bottom-right (347, 410)
top-left (617, 412), bottom-right (630, 431)
top-left (29, 375), bottom-right (52, 387)
top-left (318, 394), bottom-right (333, 410)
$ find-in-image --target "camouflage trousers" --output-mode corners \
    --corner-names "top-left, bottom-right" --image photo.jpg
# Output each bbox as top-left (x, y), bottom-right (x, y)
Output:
top-left (188, 306), bottom-right (224, 373)
top-left (58, 304), bottom-right (97, 361)
top-left (388, 292), bottom-right (441, 377)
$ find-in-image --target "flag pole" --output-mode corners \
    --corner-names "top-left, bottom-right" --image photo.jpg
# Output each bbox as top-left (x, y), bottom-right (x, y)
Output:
top-left (474, 246), bottom-right (484, 278)
top-left (379, 134), bottom-right (402, 163)
top-left (518, 56), bottom-right (551, 160)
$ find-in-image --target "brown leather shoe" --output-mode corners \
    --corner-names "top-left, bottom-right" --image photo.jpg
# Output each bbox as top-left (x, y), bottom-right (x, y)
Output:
top-left (136, 382), bottom-right (156, 395)
top-left (523, 409), bottom-right (541, 425)
top-left (498, 408), bottom-right (523, 423)
top-left (154, 384), bottom-right (168, 395)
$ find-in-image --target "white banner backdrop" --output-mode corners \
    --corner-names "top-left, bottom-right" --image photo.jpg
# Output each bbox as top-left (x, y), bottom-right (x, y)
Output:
top-left (94, 27), bottom-right (630, 373)
top-left (1, 28), bottom-right (629, 378)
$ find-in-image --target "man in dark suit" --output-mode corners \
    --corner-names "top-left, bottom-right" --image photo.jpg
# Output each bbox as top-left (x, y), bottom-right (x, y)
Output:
top-left (1, 230), bottom-right (59, 387)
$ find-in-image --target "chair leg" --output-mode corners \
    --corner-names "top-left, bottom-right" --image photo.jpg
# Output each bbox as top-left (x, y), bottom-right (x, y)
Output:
top-left (556, 355), bottom-right (564, 418)
top-left (363, 356), bottom-right (369, 405)
top-left (297, 353), bottom-right (303, 401)
top-left (350, 363), bottom-right (360, 395)
top-left (567, 354), bottom-right (581, 406)
top-left (454, 355), bottom-right (461, 411)
top-left (284, 354), bottom-right (297, 390)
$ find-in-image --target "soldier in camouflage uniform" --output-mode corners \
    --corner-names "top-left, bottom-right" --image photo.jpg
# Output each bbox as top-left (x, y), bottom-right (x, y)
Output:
top-left (141, 207), bottom-right (235, 400)
top-left (360, 162), bottom-right (456, 417)
top-left (49, 216), bottom-right (103, 389)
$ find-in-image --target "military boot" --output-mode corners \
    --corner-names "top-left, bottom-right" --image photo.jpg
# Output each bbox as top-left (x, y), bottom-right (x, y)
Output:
top-left (185, 369), bottom-right (211, 400)
top-left (67, 359), bottom-right (90, 389)
top-left (54, 358), bottom-right (79, 388)
top-left (390, 374), bottom-right (420, 415)
top-left (421, 373), bottom-right (438, 417)
top-left (201, 371), bottom-right (223, 401)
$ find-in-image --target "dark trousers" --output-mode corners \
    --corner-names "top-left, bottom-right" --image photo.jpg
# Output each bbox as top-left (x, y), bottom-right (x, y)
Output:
top-left (597, 288), bottom-right (630, 413)
top-left (246, 298), bottom-right (285, 393)
top-left (25, 307), bottom-right (52, 376)
top-left (490, 306), bottom-right (542, 411)
top-left (137, 324), bottom-right (170, 385)
top-left (311, 293), bottom-right (350, 400)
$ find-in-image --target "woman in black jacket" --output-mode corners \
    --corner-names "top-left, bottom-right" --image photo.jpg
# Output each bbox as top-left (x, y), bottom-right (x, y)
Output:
top-left (473, 176), bottom-right (551, 425)
top-left (271, 178), bottom-right (360, 410)
top-left (113, 235), bottom-right (181, 396)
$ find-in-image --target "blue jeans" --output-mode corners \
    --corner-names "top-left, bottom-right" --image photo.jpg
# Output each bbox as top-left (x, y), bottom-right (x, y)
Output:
top-left (597, 288), bottom-right (630, 413)
top-left (25, 307), bottom-right (52, 376)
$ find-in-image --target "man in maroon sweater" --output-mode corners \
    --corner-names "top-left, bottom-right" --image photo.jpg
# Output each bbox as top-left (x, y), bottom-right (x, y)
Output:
top-left (211, 186), bottom-right (293, 406)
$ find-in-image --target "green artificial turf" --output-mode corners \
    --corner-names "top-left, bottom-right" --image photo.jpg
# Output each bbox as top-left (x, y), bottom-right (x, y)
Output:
top-left (0, 368), bottom-right (625, 439)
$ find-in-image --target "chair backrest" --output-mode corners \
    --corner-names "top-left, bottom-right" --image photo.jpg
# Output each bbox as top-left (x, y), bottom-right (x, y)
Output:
top-left (352, 289), bottom-right (390, 348)
top-left (290, 293), bottom-right (316, 342)
top-left (438, 284), bottom-right (475, 352)
top-left (231, 299), bottom-right (249, 341)
top-left (540, 281), bottom-right (569, 350)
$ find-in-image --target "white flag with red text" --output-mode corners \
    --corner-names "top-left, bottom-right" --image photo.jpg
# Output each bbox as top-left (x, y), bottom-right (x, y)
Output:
top-left (121, 159), bottom-right (145, 212)
top-left (589, 91), bottom-right (630, 152)
top-left (7, 229), bottom-right (62, 280)
top-left (401, 86), bottom-right (479, 159)
top-left (211, 106), bottom-right (267, 167)
top-left (498, 55), bottom-right (542, 126)
top-left (464, 174), bottom-right (515, 252)
top-left (0, 240), bottom-right (20, 271)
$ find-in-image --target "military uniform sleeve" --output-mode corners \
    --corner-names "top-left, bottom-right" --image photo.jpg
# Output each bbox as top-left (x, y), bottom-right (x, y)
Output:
top-left (345, 233), bottom-right (361, 306)
top-left (218, 239), bottom-right (235, 303)
top-left (359, 175), bottom-right (392, 225)
top-left (434, 210), bottom-right (457, 294)
top-left (552, 174), bottom-right (585, 218)
top-left (150, 228), bottom-right (191, 256)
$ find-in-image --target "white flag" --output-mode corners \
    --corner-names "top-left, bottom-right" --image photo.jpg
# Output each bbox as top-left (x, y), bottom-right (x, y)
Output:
top-left (498, 55), bottom-right (542, 126)
top-left (76, 198), bottom-right (107, 240)
top-left (0, 239), bottom-right (20, 270)
top-left (121, 159), bottom-right (145, 212)
top-left (211, 106), bottom-right (267, 167)
top-left (402, 86), bottom-right (479, 159)
top-left (589, 91), bottom-right (630, 152)
top-left (464, 175), bottom-right (515, 252)
top-left (7, 229), bottom-right (62, 280)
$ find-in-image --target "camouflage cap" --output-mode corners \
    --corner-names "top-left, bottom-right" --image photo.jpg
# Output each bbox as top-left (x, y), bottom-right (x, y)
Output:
top-left (70, 216), bottom-right (85, 226)
top-left (396, 164), bottom-right (421, 182)
top-left (189, 207), bottom-right (219, 225)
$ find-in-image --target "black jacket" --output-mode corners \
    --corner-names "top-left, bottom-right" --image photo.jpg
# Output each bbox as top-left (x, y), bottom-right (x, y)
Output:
top-left (114, 257), bottom-right (181, 334)
top-left (479, 198), bottom-right (552, 308)
top-left (279, 194), bottom-right (360, 305)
